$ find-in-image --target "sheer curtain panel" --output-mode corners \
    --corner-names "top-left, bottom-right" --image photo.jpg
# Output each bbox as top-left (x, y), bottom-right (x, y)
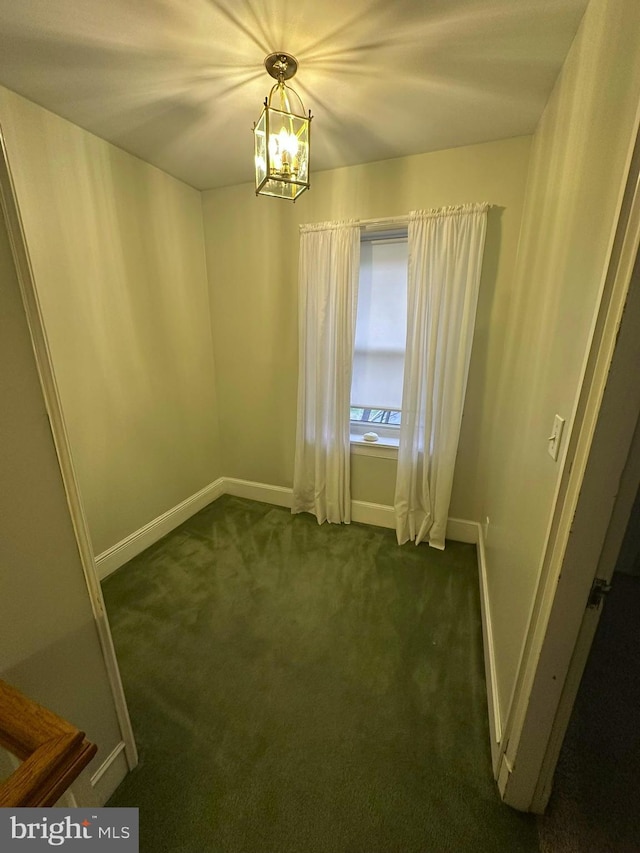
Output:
top-left (292, 222), bottom-right (361, 524)
top-left (395, 203), bottom-right (489, 549)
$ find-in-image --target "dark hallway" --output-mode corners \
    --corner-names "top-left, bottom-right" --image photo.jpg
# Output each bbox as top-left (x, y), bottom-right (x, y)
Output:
top-left (539, 510), bottom-right (640, 853)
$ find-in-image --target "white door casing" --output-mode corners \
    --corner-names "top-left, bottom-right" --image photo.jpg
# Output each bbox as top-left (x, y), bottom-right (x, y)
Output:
top-left (0, 128), bottom-right (138, 773)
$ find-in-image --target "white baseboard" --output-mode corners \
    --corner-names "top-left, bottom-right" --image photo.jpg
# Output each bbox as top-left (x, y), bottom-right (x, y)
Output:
top-left (223, 479), bottom-right (400, 530)
top-left (351, 499), bottom-right (395, 528)
top-left (63, 740), bottom-right (128, 807)
top-left (445, 517), bottom-right (480, 544)
top-left (90, 740), bottom-right (126, 788)
top-left (474, 523), bottom-right (502, 775)
top-left (438, 518), bottom-right (501, 774)
top-left (97, 477), bottom-right (490, 578)
top-left (96, 478), bottom-right (225, 579)
top-left (223, 477), bottom-right (293, 508)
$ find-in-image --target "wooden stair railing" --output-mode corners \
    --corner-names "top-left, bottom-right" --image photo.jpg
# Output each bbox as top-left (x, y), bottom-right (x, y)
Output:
top-left (0, 678), bottom-right (97, 807)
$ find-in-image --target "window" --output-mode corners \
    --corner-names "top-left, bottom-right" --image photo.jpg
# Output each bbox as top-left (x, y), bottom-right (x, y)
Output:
top-left (350, 230), bottom-right (408, 446)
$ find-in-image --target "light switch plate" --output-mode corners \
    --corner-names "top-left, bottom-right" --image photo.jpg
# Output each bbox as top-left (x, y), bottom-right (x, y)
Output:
top-left (548, 414), bottom-right (565, 461)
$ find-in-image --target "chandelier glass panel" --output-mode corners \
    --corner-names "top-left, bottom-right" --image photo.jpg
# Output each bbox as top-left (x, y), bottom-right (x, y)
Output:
top-left (254, 53), bottom-right (312, 201)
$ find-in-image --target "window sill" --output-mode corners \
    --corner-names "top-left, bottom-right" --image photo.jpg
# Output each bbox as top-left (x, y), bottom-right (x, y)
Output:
top-left (350, 434), bottom-right (399, 459)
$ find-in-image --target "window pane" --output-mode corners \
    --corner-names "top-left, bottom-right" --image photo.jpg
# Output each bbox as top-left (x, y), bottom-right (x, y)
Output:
top-left (350, 407), bottom-right (401, 425)
top-left (351, 238), bottom-right (408, 412)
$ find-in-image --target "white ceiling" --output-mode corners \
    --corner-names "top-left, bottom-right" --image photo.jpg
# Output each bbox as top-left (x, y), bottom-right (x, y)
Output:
top-left (0, 0), bottom-right (589, 191)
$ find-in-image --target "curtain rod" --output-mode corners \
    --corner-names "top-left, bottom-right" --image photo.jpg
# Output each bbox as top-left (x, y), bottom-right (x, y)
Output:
top-left (358, 204), bottom-right (492, 231)
top-left (358, 214), bottom-right (408, 230)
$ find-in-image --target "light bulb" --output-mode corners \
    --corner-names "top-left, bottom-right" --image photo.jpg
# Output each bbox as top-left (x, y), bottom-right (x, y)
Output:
top-left (286, 133), bottom-right (299, 157)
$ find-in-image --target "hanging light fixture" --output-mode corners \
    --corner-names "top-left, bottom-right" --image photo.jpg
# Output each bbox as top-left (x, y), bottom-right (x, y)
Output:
top-left (253, 53), bottom-right (312, 201)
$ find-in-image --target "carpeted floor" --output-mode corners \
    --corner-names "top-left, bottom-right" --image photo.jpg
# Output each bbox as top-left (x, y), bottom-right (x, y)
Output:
top-left (103, 495), bottom-right (537, 852)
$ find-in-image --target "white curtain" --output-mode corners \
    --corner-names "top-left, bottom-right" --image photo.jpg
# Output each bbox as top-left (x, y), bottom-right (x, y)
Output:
top-left (292, 221), bottom-right (360, 524)
top-left (395, 203), bottom-right (488, 549)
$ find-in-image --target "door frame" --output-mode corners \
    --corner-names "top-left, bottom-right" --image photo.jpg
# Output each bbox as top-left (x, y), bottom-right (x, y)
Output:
top-left (533, 410), bottom-right (640, 811)
top-left (497, 122), bottom-right (640, 812)
top-left (0, 129), bottom-right (138, 771)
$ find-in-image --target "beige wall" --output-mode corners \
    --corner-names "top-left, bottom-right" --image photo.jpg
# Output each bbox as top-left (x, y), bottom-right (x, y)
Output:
top-left (0, 200), bottom-right (123, 796)
top-left (0, 85), bottom-right (220, 555)
top-left (482, 0), bottom-right (640, 724)
top-left (201, 135), bottom-right (532, 519)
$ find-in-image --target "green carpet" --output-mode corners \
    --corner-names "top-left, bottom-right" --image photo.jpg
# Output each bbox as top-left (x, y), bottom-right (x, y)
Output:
top-left (103, 495), bottom-right (537, 852)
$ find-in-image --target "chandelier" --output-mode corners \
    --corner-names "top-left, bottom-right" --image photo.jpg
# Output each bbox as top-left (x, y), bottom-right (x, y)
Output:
top-left (253, 53), bottom-right (312, 201)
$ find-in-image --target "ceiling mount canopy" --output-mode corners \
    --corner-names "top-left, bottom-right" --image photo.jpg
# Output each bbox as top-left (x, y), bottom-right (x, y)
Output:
top-left (253, 52), bottom-right (312, 201)
top-left (264, 52), bottom-right (298, 82)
